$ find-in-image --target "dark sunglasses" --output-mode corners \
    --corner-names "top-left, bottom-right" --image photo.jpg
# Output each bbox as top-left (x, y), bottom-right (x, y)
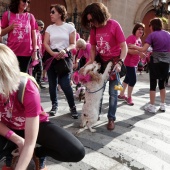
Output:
top-left (22, 0), bottom-right (30, 4)
top-left (50, 10), bottom-right (55, 14)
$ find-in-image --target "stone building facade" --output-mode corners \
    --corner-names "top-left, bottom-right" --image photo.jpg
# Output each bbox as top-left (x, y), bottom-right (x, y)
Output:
top-left (0, 0), bottom-right (169, 39)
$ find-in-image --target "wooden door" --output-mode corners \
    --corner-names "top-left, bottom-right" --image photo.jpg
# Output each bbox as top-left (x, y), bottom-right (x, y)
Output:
top-left (29, 0), bottom-right (66, 30)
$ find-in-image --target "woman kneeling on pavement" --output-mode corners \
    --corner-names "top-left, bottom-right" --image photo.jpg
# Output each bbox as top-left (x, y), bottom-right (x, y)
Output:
top-left (0, 44), bottom-right (85, 170)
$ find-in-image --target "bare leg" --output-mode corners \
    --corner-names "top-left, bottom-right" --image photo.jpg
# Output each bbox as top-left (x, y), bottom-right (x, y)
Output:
top-left (150, 90), bottom-right (156, 105)
top-left (160, 88), bottom-right (166, 103)
top-left (127, 85), bottom-right (133, 98)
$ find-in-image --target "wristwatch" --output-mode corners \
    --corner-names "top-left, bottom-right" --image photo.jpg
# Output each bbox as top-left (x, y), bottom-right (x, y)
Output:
top-left (64, 48), bottom-right (69, 53)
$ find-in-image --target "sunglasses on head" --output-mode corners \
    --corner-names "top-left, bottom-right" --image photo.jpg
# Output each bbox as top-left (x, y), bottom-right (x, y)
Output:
top-left (50, 10), bottom-right (55, 14)
top-left (22, 0), bottom-right (30, 4)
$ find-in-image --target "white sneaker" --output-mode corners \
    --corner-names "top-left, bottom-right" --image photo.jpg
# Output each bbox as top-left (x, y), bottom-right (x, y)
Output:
top-left (144, 104), bottom-right (157, 113)
top-left (159, 103), bottom-right (166, 112)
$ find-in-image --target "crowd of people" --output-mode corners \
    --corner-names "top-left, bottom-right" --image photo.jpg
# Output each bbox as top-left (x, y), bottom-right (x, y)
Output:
top-left (0, 0), bottom-right (170, 169)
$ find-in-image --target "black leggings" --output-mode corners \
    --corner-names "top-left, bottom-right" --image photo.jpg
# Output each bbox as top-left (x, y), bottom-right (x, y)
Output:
top-left (17, 56), bottom-right (31, 73)
top-left (150, 78), bottom-right (165, 91)
top-left (0, 121), bottom-right (85, 162)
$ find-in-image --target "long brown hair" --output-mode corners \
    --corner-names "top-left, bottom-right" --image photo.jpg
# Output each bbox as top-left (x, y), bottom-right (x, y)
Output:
top-left (81, 2), bottom-right (111, 29)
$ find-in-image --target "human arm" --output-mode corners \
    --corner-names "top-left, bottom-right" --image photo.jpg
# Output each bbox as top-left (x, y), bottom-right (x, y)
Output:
top-left (43, 32), bottom-right (59, 59)
top-left (0, 122), bottom-right (24, 153)
top-left (15, 116), bottom-right (39, 170)
top-left (113, 41), bottom-right (128, 72)
top-left (31, 29), bottom-right (38, 60)
top-left (84, 44), bottom-right (96, 66)
top-left (128, 49), bottom-right (146, 59)
top-left (58, 30), bottom-right (76, 59)
top-left (128, 43), bottom-right (150, 53)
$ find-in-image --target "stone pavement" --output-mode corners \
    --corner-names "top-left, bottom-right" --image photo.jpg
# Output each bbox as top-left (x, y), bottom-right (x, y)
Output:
top-left (0, 72), bottom-right (170, 170)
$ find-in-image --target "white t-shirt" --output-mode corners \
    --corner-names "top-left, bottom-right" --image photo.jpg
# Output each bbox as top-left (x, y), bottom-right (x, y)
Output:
top-left (45, 22), bottom-right (75, 51)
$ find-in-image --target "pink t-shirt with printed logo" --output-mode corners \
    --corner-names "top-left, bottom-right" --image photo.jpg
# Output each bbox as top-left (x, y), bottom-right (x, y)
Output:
top-left (0, 79), bottom-right (49, 130)
top-left (90, 19), bottom-right (126, 61)
top-left (124, 34), bottom-right (142, 67)
top-left (77, 43), bottom-right (91, 62)
top-left (1, 11), bottom-right (36, 56)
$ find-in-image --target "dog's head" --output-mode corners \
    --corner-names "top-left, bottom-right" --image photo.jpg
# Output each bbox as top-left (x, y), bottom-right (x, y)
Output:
top-left (78, 62), bottom-right (101, 84)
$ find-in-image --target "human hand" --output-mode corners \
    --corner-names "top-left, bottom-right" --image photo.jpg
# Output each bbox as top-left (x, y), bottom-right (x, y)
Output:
top-left (73, 62), bottom-right (78, 70)
top-left (58, 49), bottom-right (67, 59)
top-left (128, 43), bottom-right (136, 49)
top-left (11, 21), bottom-right (21, 30)
top-left (15, 137), bottom-right (25, 154)
top-left (113, 63), bottom-right (121, 73)
top-left (139, 52), bottom-right (146, 59)
top-left (52, 52), bottom-right (59, 60)
top-left (31, 51), bottom-right (38, 61)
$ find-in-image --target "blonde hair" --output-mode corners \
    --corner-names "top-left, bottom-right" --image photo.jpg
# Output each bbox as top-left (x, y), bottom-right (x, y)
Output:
top-left (0, 44), bottom-right (20, 97)
top-left (76, 38), bottom-right (86, 49)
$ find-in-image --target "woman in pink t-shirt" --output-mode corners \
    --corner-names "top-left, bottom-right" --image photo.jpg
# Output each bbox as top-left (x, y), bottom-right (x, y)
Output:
top-left (81, 2), bottom-right (128, 131)
top-left (118, 23), bottom-right (145, 105)
top-left (73, 38), bottom-right (91, 70)
top-left (1, 0), bottom-right (37, 73)
top-left (0, 45), bottom-right (85, 170)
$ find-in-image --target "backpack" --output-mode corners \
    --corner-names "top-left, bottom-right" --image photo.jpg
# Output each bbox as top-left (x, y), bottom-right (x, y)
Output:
top-left (8, 11), bottom-right (31, 23)
top-left (18, 72), bottom-right (39, 104)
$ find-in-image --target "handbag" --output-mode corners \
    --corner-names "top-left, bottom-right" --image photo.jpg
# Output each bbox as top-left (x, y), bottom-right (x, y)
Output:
top-left (95, 54), bottom-right (126, 78)
top-left (44, 49), bottom-right (73, 75)
top-left (54, 56), bottom-right (72, 75)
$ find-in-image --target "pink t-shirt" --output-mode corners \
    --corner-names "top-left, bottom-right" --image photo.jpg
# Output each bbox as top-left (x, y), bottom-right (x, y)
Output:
top-left (77, 43), bottom-right (91, 62)
top-left (124, 35), bottom-right (142, 67)
top-left (36, 29), bottom-right (43, 56)
top-left (90, 19), bottom-right (126, 61)
top-left (76, 33), bottom-right (80, 41)
top-left (1, 11), bottom-right (36, 56)
top-left (0, 79), bottom-right (49, 130)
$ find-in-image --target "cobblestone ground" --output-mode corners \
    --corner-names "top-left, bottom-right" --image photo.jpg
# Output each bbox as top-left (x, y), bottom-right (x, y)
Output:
top-left (0, 72), bottom-right (170, 170)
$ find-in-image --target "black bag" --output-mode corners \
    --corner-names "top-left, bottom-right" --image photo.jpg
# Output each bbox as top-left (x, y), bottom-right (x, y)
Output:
top-left (54, 56), bottom-right (72, 75)
top-left (43, 49), bottom-right (73, 75)
top-left (95, 54), bottom-right (126, 78)
top-left (119, 63), bottom-right (126, 78)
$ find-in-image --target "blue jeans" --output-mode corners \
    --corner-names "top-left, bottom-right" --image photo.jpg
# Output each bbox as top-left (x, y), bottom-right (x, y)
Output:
top-left (100, 79), bottom-right (118, 121)
top-left (47, 65), bottom-right (75, 109)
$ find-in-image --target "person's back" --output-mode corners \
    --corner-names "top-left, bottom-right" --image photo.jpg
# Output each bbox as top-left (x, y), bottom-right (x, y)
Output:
top-left (146, 30), bottom-right (170, 52)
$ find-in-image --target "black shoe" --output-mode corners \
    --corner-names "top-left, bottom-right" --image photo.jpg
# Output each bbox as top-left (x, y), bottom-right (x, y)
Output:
top-left (70, 106), bottom-right (78, 119)
top-left (49, 104), bottom-right (58, 116)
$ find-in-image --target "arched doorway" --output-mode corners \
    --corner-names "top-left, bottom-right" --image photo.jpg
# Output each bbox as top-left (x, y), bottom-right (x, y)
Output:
top-left (141, 10), bottom-right (155, 43)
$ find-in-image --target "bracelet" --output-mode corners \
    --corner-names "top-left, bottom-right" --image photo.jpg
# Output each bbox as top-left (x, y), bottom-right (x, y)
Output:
top-left (5, 130), bottom-right (14, 139)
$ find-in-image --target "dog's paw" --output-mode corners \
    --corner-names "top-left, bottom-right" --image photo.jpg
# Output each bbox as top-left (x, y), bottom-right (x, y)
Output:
top-left (74, 129), bottom-right (81, 136)
top-left (90, 128), bottom-right (96, 133)
top-left (80, 123), bottom-right (85, 128)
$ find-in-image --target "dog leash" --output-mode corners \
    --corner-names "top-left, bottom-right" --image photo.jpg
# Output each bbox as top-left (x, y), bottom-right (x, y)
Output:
top-left (86, 71), bottom-right (123, 93)
top-left (85, 80), bottom-right (108, 93)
